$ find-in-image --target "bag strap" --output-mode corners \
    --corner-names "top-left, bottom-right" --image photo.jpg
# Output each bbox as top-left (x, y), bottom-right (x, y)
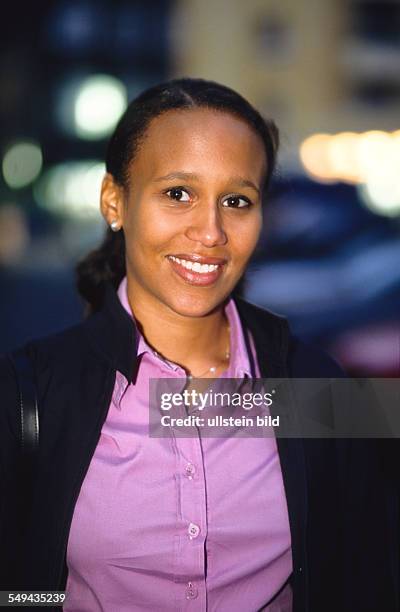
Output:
top-left (9, 349), bottom-right (39, 458)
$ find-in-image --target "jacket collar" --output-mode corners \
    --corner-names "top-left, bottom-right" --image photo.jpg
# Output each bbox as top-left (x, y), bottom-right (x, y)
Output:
top-left (84, 282), bottom-right (290, 382)
top-left (84, 282), bottom-right (139, 382)
top-left (234, 296), bottom-right (290, 378)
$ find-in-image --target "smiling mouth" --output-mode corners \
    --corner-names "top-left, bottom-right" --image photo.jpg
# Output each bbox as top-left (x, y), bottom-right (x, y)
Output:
top-left (166, 255), bottom-right (226, 286)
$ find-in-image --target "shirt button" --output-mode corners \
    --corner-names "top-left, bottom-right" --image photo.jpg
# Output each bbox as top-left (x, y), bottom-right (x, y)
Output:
top-left (188, 523), bottom-right (200, 539)
top-left (185, 463), bottom-right (196, 479)
top-left (185, 581), bottom-right (198, 600)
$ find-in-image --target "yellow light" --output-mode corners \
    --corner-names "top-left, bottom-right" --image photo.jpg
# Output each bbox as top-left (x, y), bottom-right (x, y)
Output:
top-left (391, 130), bottom-right (400, 151)
top-left (326, 132), bottom-right (361, 184)
top-left (2, 141), bottom-right (43, 189)
top-left (299, 134), bottom-right (337, 183)
top-left (357, 131), bottom-right (393, 182)
top-left (300, 129), bottom-right (400, 190)
top-left (356, 130), bottom-right (400, 216)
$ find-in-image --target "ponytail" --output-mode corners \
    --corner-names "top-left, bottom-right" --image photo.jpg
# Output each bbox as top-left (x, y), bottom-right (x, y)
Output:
top-left (76, 228), bottom-right (126, 315)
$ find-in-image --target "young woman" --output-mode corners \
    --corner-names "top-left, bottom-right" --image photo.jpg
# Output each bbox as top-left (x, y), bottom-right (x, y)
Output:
top-left (0, 79), bottom-right (397, 612)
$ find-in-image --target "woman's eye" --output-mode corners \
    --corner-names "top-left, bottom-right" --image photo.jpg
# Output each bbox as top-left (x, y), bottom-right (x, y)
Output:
top-left (222, 196), bottom-right (251, 208)
top-left (166, 187), bottom-right (190, 202)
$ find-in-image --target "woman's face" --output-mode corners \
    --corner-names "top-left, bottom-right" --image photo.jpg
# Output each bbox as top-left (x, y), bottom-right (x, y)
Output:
top-left (102, 108), bottom-right (267, 318)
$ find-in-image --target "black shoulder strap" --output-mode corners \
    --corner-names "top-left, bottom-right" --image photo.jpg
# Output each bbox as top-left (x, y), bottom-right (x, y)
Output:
top-left (9, 349), bottom-right (39, 458)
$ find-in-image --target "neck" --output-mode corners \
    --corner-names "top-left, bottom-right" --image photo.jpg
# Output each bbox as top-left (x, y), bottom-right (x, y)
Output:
top-left (125, 280), bottom-right (230, 375)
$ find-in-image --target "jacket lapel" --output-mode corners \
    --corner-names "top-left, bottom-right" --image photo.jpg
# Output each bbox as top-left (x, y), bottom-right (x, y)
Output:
top-left (235, 297), bottom-right (309, 610)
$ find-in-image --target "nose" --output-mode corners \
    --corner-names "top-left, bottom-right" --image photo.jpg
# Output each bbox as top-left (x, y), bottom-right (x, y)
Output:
top-left (184, 202), bottom-right (227, 247)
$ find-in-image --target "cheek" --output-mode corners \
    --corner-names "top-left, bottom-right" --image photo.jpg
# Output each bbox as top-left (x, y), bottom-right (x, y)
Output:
top-left (126, 206), bottom-right (175, 254)
top-left (230, 215), bottom-right (262, 260)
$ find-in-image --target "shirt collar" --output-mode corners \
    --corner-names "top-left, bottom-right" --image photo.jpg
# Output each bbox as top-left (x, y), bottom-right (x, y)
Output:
top-left (84, 280), bottom-right (289, 384)
top-left (224, 299), bottom-right (253, 378)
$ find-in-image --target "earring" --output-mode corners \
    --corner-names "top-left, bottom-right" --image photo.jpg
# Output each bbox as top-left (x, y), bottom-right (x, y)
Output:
top-left (110, 220), bottom-right (120, 232)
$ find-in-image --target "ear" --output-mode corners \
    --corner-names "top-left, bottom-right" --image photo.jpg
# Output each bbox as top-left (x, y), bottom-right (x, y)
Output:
top-left (100, 173), bottom-right (125, 230)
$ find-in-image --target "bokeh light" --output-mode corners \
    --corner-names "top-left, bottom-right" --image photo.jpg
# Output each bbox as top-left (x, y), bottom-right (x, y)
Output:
top-left (2, 141), bottom-right (43, 189)
top-left (358, 178), bottom-right (400, 217)
top-left (73, 74), bottom-right (127, 140)
top-left (299, 134), bottom-right (337, 183)
top-left (34, 160), bottom-right (105, 219)
top-left (299, 130), bottom-right (400, 216)
top-left (327, 132), bottom-right (361, 184)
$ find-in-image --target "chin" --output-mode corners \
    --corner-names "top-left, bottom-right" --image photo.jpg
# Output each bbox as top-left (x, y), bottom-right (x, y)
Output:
top-left (167, 291), bottom-right (229, 318)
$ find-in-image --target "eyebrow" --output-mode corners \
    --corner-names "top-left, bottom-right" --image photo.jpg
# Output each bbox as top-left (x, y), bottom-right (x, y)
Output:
top-left (153, 171), bottom-right (261, 196)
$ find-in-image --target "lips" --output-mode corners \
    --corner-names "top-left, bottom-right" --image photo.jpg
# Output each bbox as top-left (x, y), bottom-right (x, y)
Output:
top-left (166, 253), bottom-right (226, 286)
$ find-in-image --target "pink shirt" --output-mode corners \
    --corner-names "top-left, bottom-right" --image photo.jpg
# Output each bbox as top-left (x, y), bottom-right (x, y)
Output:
top-left (65, 278), bottom-right (292, 611)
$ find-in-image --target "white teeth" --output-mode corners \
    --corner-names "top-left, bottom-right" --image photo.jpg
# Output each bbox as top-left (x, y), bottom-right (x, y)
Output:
top-left (169, 256), bottom-right (220, 274)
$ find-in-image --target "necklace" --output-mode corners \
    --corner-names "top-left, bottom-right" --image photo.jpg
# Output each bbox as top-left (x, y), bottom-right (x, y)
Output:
top-left (187, 323), bottom-right (231, 380)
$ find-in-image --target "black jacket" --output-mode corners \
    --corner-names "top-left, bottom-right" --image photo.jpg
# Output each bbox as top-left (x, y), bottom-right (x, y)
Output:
top-left (0, 284), bottom-right (398, 611)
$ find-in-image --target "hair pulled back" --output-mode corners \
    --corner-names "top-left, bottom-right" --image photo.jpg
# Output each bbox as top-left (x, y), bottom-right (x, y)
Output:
top-left (76, 78), bottom-right (279, 314)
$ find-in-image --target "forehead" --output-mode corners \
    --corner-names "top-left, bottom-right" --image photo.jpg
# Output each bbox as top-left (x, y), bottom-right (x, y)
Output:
top-left (130, 107), bottom-right (267, 184)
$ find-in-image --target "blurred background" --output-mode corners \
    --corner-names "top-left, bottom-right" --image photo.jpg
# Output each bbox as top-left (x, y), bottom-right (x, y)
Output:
top-left (0, 0), bottom-right (399, 375)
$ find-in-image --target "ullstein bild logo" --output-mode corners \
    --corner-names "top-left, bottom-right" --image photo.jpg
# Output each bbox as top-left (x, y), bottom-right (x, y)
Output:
top-left (159, 413), bottom-right (279, 428)
top-left (148, 377), bottom-right (400, 439)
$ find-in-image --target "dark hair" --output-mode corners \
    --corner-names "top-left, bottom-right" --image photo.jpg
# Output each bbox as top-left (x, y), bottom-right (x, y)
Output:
top-left (76, 77), bottom-right (279, 313)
